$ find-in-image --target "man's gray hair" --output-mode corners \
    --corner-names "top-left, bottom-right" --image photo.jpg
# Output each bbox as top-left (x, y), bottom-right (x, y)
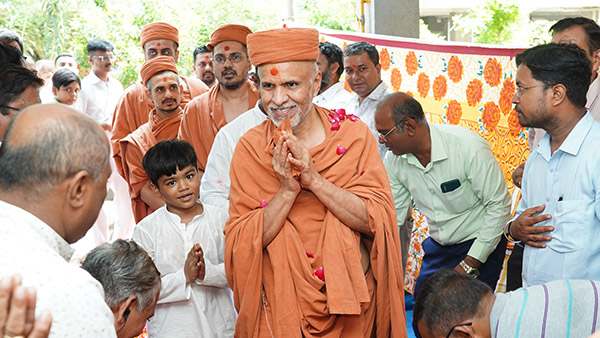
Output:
top-left (0, 108), bottom-right (109, 198)
top-left (0, 28), bottom-right (24, 52)
top-left (81, 240), bottom-right (161, 312)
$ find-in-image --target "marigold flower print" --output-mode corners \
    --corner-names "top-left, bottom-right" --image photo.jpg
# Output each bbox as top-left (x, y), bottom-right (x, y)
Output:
top-left (391, 68), bottom-right (402, 91)
top-left (379, 48), bottom-right (391, 71)
top-left (446, 100), bottom-right (462, 125)
top-left (481, 102), bottom-right (501, 131)
top-left (405, 51), bottom-right (418, 75)
top-left (466, 79), bottom-right (483, 107)
top-left (432, 75), bottom-right (447, 101)
top-left (483, 58), bottom-right (502, 87)
top-left (417, 72), bottom-right (430, 98)
top-left (447, 55), bottom-right (463, 83)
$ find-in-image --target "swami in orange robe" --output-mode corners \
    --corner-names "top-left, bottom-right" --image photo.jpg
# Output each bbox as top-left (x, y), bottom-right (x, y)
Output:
top-left (178, 81), bottom-right (259, 171)
top-left (226, 104), bottom-right (407, 337)
top-left (110, 21), bottom-right (208, 175)
top-left (178, 24), bottom-right (257, 171)
top-left (119, 56), bottom-right (183, 223)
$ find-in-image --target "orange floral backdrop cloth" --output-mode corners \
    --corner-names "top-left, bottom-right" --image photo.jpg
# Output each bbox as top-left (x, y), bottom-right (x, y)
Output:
top-left (320, 29), bottom-right (528, 293)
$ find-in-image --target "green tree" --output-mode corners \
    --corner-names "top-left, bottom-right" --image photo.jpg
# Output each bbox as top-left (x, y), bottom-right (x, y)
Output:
top-left (452, 0), bottom-right (520, 45)
top-left (298, 0), bottom-right (356, 31)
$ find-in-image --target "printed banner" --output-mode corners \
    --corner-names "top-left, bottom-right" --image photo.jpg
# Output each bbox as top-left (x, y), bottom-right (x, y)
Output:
top-left (320, 29), bottom-right (528, 292)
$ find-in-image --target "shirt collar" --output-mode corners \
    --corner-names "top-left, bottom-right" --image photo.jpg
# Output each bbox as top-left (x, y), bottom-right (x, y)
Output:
top-left (350, 80), bottom-right (388, 105)
top-left (318, 81), bottom-right (344, 101)
top-left (536, 112), bottom-right (593, 158)
top-left (405, 124), bottom-right (447, 169)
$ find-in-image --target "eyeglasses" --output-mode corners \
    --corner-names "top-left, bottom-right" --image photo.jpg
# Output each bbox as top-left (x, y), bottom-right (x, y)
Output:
top-left (91, 55), bottom-right (115, 62)
top-left (378, 126), bottom-right (397, 142)
top-left (515, 85), bottom-right (549, 97)
top-left (1, 105), bottom-right (22, 113)
top-left (444, 322), bottom-right (472, 338)
top-left (213, 53), bottom-right (245, 65)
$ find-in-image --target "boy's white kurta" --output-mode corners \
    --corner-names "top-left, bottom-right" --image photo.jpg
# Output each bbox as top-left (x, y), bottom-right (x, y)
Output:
top-left (132, 203), bottom-right (236, 337)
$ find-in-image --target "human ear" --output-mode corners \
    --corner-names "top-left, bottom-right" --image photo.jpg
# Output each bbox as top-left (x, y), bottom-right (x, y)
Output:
top-left (591, 50), bottom-right (600, 75)
top-left (403, 118), bottom-right (418, 136)
top-left (149, 182), bottom-right (161, 197)
top-left (550, 84), bottom-right (567, 107)
top-left (66, 171), bottom-right (91, 209)
top-left (452, 323), bottom-right (475, 337)
top-left (115, 295), bottom-right (137, 326)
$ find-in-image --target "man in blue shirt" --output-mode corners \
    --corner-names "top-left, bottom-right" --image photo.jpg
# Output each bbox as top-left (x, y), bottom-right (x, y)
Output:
top-left (508, 42), bottom-right (600, 286)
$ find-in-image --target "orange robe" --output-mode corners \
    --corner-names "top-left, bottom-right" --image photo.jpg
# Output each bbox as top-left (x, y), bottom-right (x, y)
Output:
top-left (225, 106), bottom-right (407, 337)
top-left (111, 76), bottom-right (208, 175)
top-left (119, 109), bottom-right (182, 223)
top-left (178, 80), bottom-right (259, 171)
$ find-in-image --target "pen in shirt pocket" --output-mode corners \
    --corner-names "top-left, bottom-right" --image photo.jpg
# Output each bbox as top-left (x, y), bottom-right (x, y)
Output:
top-left (558, 195), bottom-right (563, 201)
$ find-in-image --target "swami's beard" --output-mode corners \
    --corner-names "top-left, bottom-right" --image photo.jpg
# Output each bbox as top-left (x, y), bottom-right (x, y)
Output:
top-left (268, 103), bottom-right (312, 129)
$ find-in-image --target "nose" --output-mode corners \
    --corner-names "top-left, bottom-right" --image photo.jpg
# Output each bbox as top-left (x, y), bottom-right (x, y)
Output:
top-left (178, 178), bottom-right (189, 191)
top-left (271, 86), bottom-right (288, 106)
top-left (378, 135), bottom-right (385, 144)
top-left (207, 63), bottom-right (213, 71)
top-left (511, 91), bottom-right (519, 104)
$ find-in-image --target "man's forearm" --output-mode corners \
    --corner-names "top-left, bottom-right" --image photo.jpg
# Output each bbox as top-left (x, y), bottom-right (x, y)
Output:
top-left (307, 174), bottom-right (371, 236)
top-left (262, 188), bottom-right (298, 247)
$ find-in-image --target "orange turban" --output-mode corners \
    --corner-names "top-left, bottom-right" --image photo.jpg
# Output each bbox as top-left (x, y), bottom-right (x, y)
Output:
top-left (247, 28), bottom-right (319, 66)
top-left (140, 22), bottom-right (179, 48)
top-left (207, 24), bottom-right (252, 50)
top-left (140, 56), bottom-right (178, 85)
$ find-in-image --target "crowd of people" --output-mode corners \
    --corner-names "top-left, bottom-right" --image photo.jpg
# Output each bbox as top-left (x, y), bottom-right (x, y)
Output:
top-left (1, 15), bottom-right (600, 338)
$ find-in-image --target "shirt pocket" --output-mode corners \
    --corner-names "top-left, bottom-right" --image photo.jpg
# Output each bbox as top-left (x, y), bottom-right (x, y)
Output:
top-left (547, 200), bottom-right (591, 253)
top-left (442, 181), bottom-right (477, 214)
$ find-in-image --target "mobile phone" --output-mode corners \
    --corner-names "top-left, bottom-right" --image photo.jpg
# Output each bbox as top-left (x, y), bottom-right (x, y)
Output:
top-left (440, 179), bottom-right (461, 193)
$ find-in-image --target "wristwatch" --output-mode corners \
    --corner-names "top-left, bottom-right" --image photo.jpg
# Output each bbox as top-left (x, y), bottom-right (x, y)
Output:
top-left (459, 260), bottom-right (480, 278)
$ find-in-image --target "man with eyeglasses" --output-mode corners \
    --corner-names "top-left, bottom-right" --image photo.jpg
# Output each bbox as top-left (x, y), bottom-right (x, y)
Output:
top-left (178, 24), bottom-right (259, 175)
top-left (507, 43), bottom-right (600, 287)
top-left (0, 64), bottom-right (43, 141)
top-left (75, 39), bottom-right (123, 131)
top-left (375, 92), bottom-right (511, 325)
top-left (414, 269), bottom-right (600, 338)
top-left (111, 22), bottom-right (208, 176)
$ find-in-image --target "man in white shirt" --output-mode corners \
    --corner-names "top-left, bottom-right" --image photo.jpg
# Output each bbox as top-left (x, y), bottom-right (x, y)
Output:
top-left (0, 104), bottom-right (115, 338)
top-left (76, 39), bottom-right (124, 130)
top-left (200, 100), bottom-right (267, 209)
top-left (313, 42), bottom-right (351, 110)
top-left (343, 41), bottom-right (394, 158)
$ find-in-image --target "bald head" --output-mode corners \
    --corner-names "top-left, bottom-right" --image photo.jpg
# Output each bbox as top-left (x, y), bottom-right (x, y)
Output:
top-left (376, 92), bottom-right (427, 126)
top-left (0, 104), bottom-right (109, 198)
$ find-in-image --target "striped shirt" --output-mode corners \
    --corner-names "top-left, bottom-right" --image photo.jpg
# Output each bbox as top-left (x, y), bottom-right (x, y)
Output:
top-left (491, 280), bottom-right (600, 338)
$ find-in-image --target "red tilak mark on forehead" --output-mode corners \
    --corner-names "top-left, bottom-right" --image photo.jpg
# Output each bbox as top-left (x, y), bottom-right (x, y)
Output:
top-left (224, 46), bottom-right (230, 51)
top-left (270, 67), bottom-right (279, 76)
top-left (162, 77), bottom-right (167, 82)
top-left (157, 42), bottom-right (161, 46)
top-left (205, 55), bottom-right (210, 60)
top-left (351, 65), bottom-right (358, 71)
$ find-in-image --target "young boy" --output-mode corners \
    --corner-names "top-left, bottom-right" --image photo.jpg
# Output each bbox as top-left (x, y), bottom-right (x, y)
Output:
top-left (50, 69), bottom-right (80, 106)
top-left (132, 139), bottom-right (236, 338)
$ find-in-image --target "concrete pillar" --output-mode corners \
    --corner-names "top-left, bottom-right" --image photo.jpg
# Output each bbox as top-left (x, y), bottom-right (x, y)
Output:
top-left (363, 0), bottom-right (419, 38)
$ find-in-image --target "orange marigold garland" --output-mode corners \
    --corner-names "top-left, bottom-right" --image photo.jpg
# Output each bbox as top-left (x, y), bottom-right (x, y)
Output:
top-left (483, 58), bottom-right (502, 87)
top-left (380, 48), bottom-right (391, 71)
top-left (391, 68), bottom-right (402, 91)
top-left (405, 51), bottom-right (418, 76)
top-left (432, 75), bottom-right (447, 101)
top-left (445, 100), bottom-right (462, 125)
top-left (466, 79), bottom-right (483, 107)
top-left (447, 56), bottom-right (463, 83)
top-left (417, 72), bottom-right (430, 98)
top-left (499, 78), bottom-right (515, 115)
top-left (480, 101), bottom-right (501, 131)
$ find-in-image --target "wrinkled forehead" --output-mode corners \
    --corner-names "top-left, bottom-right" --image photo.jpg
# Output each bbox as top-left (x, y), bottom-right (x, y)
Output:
top-left (257, 61), bottom-right (315, 79)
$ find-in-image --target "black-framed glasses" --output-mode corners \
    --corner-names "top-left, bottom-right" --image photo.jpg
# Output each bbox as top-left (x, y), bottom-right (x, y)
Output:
top-left (91, 55), bottom-right (115, 62)
top-left (213, 53), bottom-right (245, 65)
top-left (515, 85), bottom-right (549, 97)
top-left (1, 105), bottom-right (22, 113)
top-left (445, 322), bottom-right (472, 338)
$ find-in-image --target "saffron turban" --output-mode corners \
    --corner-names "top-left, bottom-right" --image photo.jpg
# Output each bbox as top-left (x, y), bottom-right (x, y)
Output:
top-left (140, 22), bottom-right (179, 48)
top-left (246, 28), bottom-right (319, 66)
top-left (140, 56), bottom-right (178, 85)
top-left (207, 24), bottom-right (252, 50)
